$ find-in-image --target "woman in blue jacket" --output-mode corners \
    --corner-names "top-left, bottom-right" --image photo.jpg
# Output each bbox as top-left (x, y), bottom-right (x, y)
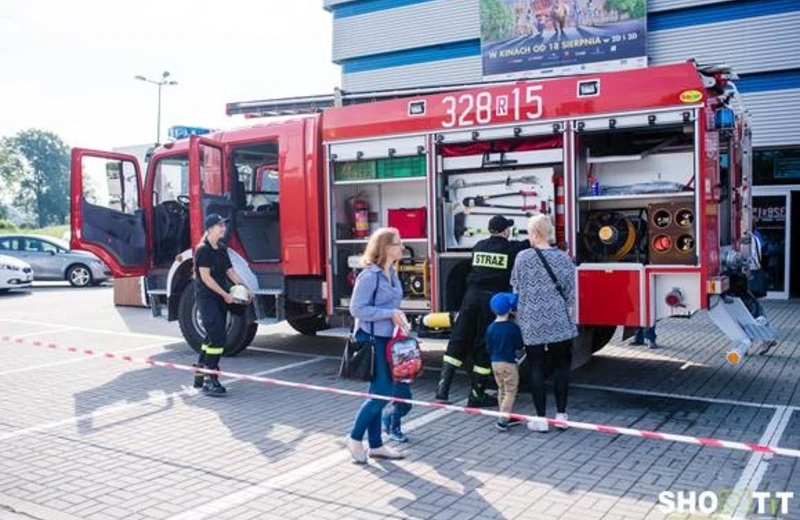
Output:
top-left (346, 227), bottom-right (410, 463)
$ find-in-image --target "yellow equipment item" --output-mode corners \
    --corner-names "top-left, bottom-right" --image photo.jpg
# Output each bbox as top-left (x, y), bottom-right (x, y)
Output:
top-left (396, 258), bottom-right (430, 298)
top-left (422, 312), bottom-right (453, 330)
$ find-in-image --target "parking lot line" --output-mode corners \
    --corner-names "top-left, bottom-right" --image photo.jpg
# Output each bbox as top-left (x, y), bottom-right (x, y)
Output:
top-left (726, 406), bottom-right (793, 518)
top-left (8, 327), bottom-right (73, 339)
top-left (0, 341), bottom-right (173, 377)
top-left (0, 317), bottom-right (178, 341)
top-left (570, 382), bottom-right (799, 411)
top-left (0, 356), bottom-right (325, 442)
top-left (168, 398), bottom-right (469, 520)
top-left (3, 324), bottom-right (795, 413)
top-left (252, 347), bottom-right (800, 413)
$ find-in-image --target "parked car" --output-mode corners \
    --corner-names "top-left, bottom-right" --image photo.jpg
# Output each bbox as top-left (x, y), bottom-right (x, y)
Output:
top-left (0, 254), bottom-right (33, 293)
top-left (0, 235), bottom-right (111, 287)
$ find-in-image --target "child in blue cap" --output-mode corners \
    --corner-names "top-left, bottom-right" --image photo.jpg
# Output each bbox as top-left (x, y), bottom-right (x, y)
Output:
top-left (486, 292), bottom-right (524, 431)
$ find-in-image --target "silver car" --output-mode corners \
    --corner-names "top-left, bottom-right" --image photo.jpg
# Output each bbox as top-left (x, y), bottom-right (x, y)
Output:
top-left (0, 234), bottom-right (111, 287)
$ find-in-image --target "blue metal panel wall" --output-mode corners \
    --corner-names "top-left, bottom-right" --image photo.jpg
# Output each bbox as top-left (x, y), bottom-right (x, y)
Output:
top-left (326, 0), bottom-right (800, 147)
top-left (333, 0), bottom-right (478, 62)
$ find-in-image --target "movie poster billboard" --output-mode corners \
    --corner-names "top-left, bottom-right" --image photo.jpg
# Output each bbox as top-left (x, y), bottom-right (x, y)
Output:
top-left (481, 0), bottom-right (648, 80)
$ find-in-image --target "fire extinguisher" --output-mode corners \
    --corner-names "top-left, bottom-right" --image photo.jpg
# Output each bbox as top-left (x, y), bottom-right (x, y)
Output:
top-left (352, 194), bottom-right (370, 238)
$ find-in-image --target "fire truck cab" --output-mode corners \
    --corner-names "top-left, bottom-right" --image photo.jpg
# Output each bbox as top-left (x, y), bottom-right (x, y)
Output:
top-left (70, 61), bottom-right (773, 364)
top-left (71, 120), bottom-right (328, 355)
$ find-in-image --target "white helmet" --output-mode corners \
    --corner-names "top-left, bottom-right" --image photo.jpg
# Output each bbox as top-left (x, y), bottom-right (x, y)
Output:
top-left (229, 284), bottom-right (250, 304)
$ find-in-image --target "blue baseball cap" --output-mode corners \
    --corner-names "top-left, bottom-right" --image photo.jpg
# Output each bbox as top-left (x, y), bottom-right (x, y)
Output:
top-left (490, 292), bottom-right (518, 316)
top-left (204, 213), bottom-right (230, 230)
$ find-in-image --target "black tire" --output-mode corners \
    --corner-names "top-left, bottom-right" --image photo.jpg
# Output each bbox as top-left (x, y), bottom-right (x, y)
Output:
top-left (571, 325), bottom-right (617, 370)
top-left (516, 325), bottom-right (617, 388)
top-left (177, 288), bottom-right (250, 357)
top-left (591, 326), bottom-right (617, 353)
top-left (0, 289), bottom-right (9, 294)
top-left (286, 303), bottom-right (328, 336)
top-left (243, 324), bottom-right (258, 348)
top-left (67, 264), bottom-right (93, 288)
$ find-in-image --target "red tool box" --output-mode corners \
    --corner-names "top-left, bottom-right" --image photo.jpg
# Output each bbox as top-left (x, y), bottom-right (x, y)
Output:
top-left (388, 207), bottom-right (427, 239)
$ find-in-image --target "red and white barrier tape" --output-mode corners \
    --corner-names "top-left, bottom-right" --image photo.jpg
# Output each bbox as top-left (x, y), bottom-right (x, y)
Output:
top-left (3, 334), bottom-right (800, 459)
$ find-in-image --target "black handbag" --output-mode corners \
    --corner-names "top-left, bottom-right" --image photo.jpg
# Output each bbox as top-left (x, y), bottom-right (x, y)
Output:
top-left (339, 274), bottom-right (380, 382)
top-left (749, 269), bottom-right (769, 299)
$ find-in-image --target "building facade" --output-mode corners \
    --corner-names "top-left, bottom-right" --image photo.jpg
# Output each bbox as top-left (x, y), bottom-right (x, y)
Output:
top-left (323, 0), bottom-right (800, 298)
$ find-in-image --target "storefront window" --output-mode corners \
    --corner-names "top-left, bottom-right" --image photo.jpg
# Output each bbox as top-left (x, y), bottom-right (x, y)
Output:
top-left (752, 195), bottom-right (787, 293)
top-left (753, 148), bottom-right (800, 186)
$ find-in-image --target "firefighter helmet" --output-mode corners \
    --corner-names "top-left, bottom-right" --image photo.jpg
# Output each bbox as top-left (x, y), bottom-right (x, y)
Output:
top-left (229, 284), bottom-right (250, 304)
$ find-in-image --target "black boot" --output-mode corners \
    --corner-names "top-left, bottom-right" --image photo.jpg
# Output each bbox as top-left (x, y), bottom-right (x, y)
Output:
top-left (435, 362), bottom-right (458, 403)
top-left (202, 374), bottom-right (227, 397)
top-left (467, 373), bottom-right (497, 408)
top-left (192, 364), bottom-right (205, 389)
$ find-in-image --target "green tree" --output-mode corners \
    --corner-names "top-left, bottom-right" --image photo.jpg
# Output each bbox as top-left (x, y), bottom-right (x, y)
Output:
top-left (0, 140), bottom-right (24, 221)
top-left (0, 139), bottom-right (24, 188)
top-left (4, 130), bottom-right (71, 228)
top-left (605, 0), bottom-right (646, 19)
top-left (481, 0), bottom-right (514, 42)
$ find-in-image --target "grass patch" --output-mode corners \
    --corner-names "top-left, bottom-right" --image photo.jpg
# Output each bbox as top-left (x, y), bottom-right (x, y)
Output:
top-left (0, 225), bottom-right (69, 239)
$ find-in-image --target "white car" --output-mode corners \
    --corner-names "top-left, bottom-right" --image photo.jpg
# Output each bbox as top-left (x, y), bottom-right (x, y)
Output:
top-left (0, 254), bottom-right (33, 293)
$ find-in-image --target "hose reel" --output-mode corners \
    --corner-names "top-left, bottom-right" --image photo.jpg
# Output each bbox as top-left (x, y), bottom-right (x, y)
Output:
top-left (583, 211), bottom-right (639, 262)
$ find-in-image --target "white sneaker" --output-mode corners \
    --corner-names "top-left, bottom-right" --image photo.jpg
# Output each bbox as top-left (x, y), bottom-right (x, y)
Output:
top-left (527, 417), bottom-right (549, 433)
top-left (369, 445), bottom-right (404, 460)
top-left (554, 413), bottom-right (569, 430)
top-left (346, 438), bottom-right (367, 464)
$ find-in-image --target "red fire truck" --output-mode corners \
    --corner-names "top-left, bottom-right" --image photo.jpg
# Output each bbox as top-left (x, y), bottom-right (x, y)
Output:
top-left (70, 61), bottom-right (771, 365)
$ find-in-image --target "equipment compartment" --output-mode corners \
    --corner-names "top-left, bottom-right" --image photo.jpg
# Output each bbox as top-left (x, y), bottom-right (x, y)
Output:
top-left (435, 135), bottom-right (562, 252)
top-left (327, 148), bottom-right (432, 314)
top-left (574, 120), bottom-right (698, 266)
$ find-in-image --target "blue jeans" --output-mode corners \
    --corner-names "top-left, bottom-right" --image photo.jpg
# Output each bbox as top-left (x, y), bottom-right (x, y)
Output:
top-left (635, 326), bottom-right (657, 343)
top-left (385, 382), bottom-right (412, 432)
top-left (349, 331), bottom-right (393, 449)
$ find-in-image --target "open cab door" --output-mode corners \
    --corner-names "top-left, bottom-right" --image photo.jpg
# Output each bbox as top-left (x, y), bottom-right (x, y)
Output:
top-left (70, 149), bottom-right (148, 277)
top-left (188, 136), bottom-right (231, 246)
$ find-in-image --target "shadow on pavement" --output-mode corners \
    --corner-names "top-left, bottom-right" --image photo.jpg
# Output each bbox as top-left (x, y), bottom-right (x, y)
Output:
top-left (64, 299), bottom-right (800, 520)
top-left (0, 289), bottom-right (33, 298)
top-left (71, 340), bottom-right (191, 436)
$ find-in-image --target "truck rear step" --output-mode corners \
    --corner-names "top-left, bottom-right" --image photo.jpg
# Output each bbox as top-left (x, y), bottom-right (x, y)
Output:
top-left (708, 295), bottom-right (776, 363)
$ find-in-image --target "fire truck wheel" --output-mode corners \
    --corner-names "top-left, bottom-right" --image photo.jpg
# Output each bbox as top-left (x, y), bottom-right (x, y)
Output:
top-left (591, 326), bottom-right (617, 353)
top-left (177, 288), bottom-right (250, 357)
top-left (286, 303), bottom-right (328, 336)
top-left (516, 325), bottom-right (617, 389)
top-left (571, 325), bottom-right (617, 369)
top-left (243, 324), bottom-right (258, 348)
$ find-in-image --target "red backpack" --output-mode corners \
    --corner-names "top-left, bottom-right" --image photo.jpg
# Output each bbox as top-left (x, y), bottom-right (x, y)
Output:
top-left (386, 328), bottom-right (424, 382)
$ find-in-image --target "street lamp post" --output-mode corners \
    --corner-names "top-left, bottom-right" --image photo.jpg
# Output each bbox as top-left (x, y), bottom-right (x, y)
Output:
top-left (134, 71), bottom-right (178, 145)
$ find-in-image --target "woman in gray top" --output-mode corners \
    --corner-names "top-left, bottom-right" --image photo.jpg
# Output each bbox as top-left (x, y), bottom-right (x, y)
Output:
top-left (346, 227), bottom-right (410, 463)
top-left (511, 214), bottom-right (578, 433)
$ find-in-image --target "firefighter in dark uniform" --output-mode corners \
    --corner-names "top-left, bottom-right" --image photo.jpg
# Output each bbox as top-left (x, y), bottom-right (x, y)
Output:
top-left (436, 215), bottom-right (529, 407)
top-left (192, 214), bottom-right (249, 397)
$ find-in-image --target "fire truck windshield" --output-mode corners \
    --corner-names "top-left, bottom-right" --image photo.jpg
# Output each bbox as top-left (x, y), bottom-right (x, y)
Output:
top-left (151, 154), bottom-right (191, 266)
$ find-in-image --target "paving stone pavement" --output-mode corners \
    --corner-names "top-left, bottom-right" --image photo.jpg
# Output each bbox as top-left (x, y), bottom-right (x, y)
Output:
top-left (0, 287), bottom-right (798, 519)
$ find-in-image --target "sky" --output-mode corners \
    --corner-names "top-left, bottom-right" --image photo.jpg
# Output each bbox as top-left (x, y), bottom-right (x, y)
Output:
top-left (0, 0), bottom-right (340, 150)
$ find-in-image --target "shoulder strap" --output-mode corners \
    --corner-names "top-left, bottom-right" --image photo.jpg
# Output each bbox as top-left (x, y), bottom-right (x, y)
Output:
top-left (351, 269), bottom-right (382, 338)
top-left (369, 271), bottom-right (380, 337)
top-left (534, 248), bottom-right (567, 303)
